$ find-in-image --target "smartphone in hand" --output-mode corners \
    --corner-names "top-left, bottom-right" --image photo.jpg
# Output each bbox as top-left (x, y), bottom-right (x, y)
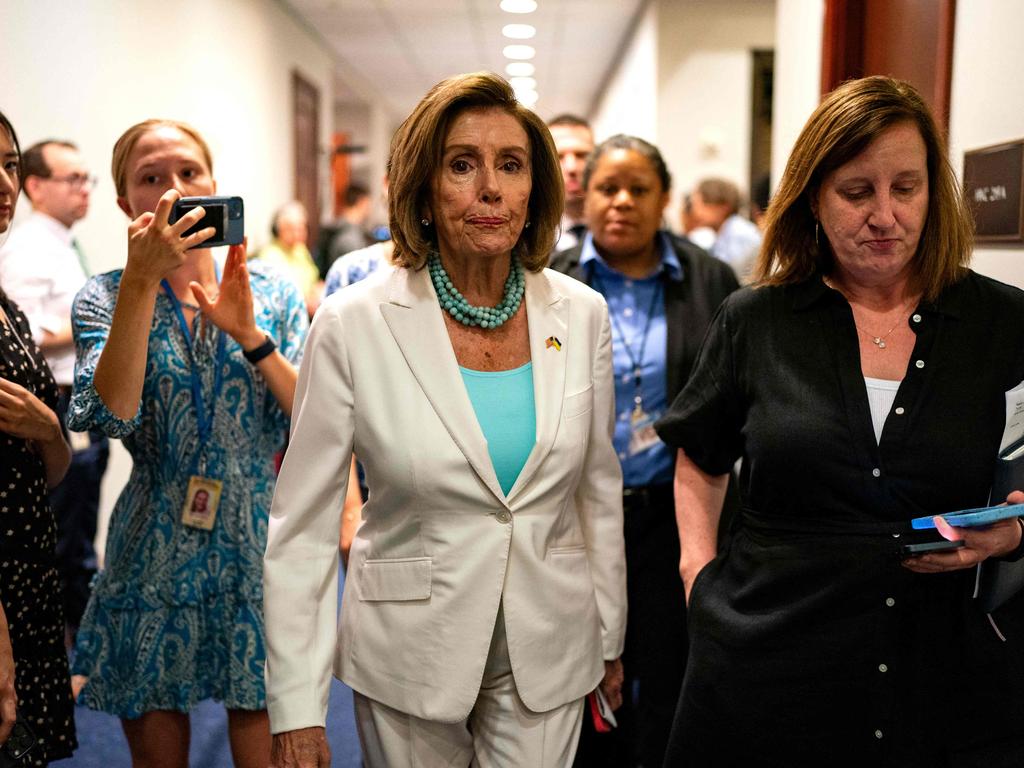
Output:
top-left (169, 195), bottom-right (244, 249)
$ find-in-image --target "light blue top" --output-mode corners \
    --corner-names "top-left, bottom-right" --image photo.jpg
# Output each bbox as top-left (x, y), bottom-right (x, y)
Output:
top-left (459, 362), bottom-right (536, 496)
top-left (580, 230), bottom-right (680, 486)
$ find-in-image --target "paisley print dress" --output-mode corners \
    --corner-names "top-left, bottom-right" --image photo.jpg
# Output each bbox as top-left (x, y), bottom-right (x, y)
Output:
top-left (68, 263), bottom-right (306, 717)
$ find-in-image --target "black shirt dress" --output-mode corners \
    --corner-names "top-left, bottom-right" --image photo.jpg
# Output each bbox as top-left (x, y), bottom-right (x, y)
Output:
top-left (656, 272), bottom-right (1024, 767)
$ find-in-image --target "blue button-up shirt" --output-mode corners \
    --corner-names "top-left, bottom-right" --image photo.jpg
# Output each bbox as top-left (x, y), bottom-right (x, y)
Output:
top-left (580, 231), bottom-right (681, 487)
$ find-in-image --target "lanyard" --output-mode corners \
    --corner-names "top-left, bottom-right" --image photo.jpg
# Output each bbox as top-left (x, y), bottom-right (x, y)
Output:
top-left (591, 267), bottom-right (663, 415)
top-left (160, 269), bottom-right (226, 447)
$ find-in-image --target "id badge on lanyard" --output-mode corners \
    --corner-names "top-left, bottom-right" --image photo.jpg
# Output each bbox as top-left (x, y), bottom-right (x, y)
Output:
top-left (162, 276), bottom-right (227, 531)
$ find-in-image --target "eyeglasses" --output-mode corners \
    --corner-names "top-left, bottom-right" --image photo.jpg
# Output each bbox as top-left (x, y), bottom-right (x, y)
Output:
top-left (42, 173), bottom-right (97, 190)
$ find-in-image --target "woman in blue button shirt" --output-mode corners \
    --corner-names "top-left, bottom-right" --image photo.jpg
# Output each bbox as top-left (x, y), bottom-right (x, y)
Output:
top-left (550, 135), bottom-right (739, 768)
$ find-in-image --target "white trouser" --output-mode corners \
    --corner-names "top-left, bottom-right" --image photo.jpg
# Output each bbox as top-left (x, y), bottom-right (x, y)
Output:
top-left (354, 605), bottom-right (585, 768)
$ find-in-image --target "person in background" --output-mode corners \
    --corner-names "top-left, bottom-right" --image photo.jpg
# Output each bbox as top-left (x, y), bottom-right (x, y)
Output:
top-left (548, 114), bottom-right (594, 253)
top-left (0, 108), bottom-right (76, 765)
top-left (684, 177), bottom-right (762, 283)
top-left (69, 118), bottom-right (306, 768)
top-left (657, 76), bottom-right (1024, 766)
top-left (317, 183), bottom-right (372, 277)
top-left (264, 71), bottom-right (626, 768)
top-left (255, 201), bottom-right (322, 317)
top-left (0, 138), bottom-right (109, 647)
top-left (550, 134), bottom-right (738, 768)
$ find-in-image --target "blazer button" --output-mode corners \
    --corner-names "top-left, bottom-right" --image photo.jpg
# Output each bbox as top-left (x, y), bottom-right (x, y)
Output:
top-left (496, 510), bottom-right (512, 524)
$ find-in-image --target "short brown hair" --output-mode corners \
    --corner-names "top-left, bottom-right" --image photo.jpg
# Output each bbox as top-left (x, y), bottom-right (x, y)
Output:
top-left (111, 119), bottom-right (213, 198)
top-left (695, 177), bottom-right (741, 214)
top-left (387, 72), bottom-right (563, 272)
top-left (21, 140), bottom-right (78, 202)
top-left (755, 76), bottom-right (972, 301)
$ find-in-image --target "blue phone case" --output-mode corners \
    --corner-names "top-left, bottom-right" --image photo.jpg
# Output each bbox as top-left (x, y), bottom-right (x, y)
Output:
top-left (910, 503), bottom-right (1024, 530)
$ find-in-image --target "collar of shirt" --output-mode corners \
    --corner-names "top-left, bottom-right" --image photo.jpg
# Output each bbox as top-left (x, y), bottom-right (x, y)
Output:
top-left (794, 272), bottom-right (964, 320)
top-left (28, 210), bottom-right (74, 247)
top-left (579, 230), bottom-right (683, 283)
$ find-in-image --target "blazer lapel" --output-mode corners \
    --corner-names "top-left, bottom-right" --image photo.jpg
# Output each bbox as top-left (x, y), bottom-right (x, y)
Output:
top-left (506, 269), bottom-right (568, 502)
top-left (379, 267), bottom-right (507, 505)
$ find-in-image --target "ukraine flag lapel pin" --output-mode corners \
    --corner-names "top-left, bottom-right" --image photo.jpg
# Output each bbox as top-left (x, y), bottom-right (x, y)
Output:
top-left (545, 336), bottom-right (562, 351)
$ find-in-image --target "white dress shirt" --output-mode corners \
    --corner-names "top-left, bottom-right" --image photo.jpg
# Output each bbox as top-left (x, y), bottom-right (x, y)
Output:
top-left (0, 211), bottom-right (87, 385)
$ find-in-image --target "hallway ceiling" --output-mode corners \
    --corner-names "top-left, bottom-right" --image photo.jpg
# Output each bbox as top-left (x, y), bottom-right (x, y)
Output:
top-left (283, 0), bottom-right (648, 120)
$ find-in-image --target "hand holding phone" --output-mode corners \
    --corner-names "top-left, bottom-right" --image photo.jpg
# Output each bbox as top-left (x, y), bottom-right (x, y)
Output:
top-left (901, 539), bottom-right (966, 556)
top-left (169, 196), bottom-right (244, 249)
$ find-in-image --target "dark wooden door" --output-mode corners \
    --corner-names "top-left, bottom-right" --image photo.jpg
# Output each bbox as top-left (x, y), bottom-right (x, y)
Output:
top-left (821, 0), bottom-right (955, 129)
top-left (293, 70), bottom-right (320, 247)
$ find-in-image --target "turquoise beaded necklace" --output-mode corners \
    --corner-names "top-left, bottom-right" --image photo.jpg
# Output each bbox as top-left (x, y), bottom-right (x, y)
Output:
top-left (427, 253), bottom-right (525, 329)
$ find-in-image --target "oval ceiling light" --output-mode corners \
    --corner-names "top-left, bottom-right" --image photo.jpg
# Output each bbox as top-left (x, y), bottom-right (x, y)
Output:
top-left (502, 23), bottom-right (536, 39)
top-left (516, 89), bottom-right (540, 107)
top-left (500, 0), bottom-right (537, 12)
top-left (503, 44), bottom-right (536, 60)
top-left (505, 62), bottom-right (535, 77)
top-left (510, 77), bottom-right (537, 91)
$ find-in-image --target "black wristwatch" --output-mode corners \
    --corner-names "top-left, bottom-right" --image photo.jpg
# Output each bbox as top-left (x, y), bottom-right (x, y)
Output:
top-left (243, 334), bottom-right (276, 364)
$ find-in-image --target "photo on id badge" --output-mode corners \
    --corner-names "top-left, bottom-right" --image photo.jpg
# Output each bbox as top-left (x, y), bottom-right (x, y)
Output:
top-left (629, 407), bottom-right (660, 455)
top-left (181, 476), bottom-right (222, 530)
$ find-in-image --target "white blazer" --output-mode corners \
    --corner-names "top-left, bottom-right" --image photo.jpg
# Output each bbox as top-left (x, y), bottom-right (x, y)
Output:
top-left (264, 263), bottom-right (626, 733)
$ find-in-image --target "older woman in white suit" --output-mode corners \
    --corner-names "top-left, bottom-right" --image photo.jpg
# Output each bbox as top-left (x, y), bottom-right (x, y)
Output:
top-left (264, 72), bottom-right (627, 768)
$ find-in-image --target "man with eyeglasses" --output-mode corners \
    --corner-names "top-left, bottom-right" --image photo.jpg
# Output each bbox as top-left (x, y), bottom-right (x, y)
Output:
top-left (0, 139), bottom-right (108, 648)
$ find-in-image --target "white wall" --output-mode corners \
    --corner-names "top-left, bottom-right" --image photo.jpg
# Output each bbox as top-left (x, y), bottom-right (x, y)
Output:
top-left (770, 0), bottom-right (824, 189)
top-left (2, 0), bottom-right (334, 271)
top-left (948, 0), bottom-right (1024, 288)
top-left (656, 0), bottom-right (776, 225)
top-left (1, 0), bottom-right (335, 558)
top-left (590, 1), bottom-right (659, 144)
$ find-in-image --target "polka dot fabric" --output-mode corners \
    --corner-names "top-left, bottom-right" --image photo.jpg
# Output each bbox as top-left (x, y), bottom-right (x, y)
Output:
top-left (0, 290), bottom-right (77, 763)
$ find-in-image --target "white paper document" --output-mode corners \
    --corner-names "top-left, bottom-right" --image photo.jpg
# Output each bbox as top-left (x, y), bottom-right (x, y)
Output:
top-left (1000, 378), bottom-right (1024, 454)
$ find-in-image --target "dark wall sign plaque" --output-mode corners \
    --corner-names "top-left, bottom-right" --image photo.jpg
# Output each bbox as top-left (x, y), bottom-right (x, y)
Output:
top-left (963, 139), bottom-right (1024, 243)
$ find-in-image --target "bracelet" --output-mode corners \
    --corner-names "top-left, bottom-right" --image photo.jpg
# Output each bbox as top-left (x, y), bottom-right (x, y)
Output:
top-left (242, 334), bottom-right (276, 364)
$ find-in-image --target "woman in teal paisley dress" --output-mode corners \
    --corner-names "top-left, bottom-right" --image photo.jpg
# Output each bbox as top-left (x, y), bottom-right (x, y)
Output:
top-left (68, 119), bottom-right (306, 768)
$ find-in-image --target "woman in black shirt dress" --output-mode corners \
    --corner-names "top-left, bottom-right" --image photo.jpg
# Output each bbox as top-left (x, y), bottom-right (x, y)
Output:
top-left (657, 77), bottom-right (1024, 767)
top-left (0, 109), bottom-right (76, 764)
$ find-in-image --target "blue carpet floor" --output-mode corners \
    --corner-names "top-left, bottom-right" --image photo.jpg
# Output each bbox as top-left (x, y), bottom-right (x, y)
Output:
top-left (52, 571), bottom-right (362, 767)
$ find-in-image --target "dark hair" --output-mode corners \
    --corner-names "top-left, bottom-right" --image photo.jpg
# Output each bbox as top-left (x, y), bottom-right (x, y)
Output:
top-left (0, 110), bottom-right (22, 183)
top-left (388, 71), bottom-right (563, 272)
top-left (547, 114), bottom-right (591, 130)
top-left (755, 76), bottom-right (971, 301)
top-left (583, 134), bottom-right (672, 194)
top-left (343, 183), bottom-right (370, 208)
top-left (21, 140), bottom-right (78, 202)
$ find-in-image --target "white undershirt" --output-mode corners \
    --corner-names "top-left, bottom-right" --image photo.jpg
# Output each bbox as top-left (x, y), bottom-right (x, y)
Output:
top-left (864, 376), bottom-right (901, 444)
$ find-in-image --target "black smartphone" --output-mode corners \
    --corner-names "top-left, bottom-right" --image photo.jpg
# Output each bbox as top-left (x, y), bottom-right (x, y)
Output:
top-left (901, 539), bottom-right (966, 556)
top-left (0, 719), bottom-right (37, 767)
top-left (168, 195), bottom-right (244, 249)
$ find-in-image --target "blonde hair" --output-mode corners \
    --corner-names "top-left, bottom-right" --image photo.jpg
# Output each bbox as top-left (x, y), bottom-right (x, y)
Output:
top-left (755, 76), bottom-right (972, 301)
top-left (387, 71), bottom-right (563, 272)
top-left (111, 119), bottom-right (214, 197)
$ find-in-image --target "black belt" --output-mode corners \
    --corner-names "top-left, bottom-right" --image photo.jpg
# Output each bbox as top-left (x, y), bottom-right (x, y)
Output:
top-left (622, 482), bottom-right (673, 510)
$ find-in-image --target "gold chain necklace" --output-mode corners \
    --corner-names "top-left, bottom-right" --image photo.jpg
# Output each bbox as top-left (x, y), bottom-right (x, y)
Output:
top-left (852, 314), bottom-right (908, 350)
top-left (822, 276), bottom-right (913, 351)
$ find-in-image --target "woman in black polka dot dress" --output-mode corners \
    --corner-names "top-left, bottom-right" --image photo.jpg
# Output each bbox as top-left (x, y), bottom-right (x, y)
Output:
top-left (0, 110), bottom-right (76, 765)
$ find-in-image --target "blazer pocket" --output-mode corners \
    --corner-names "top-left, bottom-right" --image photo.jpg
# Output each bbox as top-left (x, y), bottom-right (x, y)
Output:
top-left (548, 544), bottom-right (587, 557)
top-left (358, 556), bottom-right (432, 601)
top-left (564, 384), bottom-right (594, 420)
